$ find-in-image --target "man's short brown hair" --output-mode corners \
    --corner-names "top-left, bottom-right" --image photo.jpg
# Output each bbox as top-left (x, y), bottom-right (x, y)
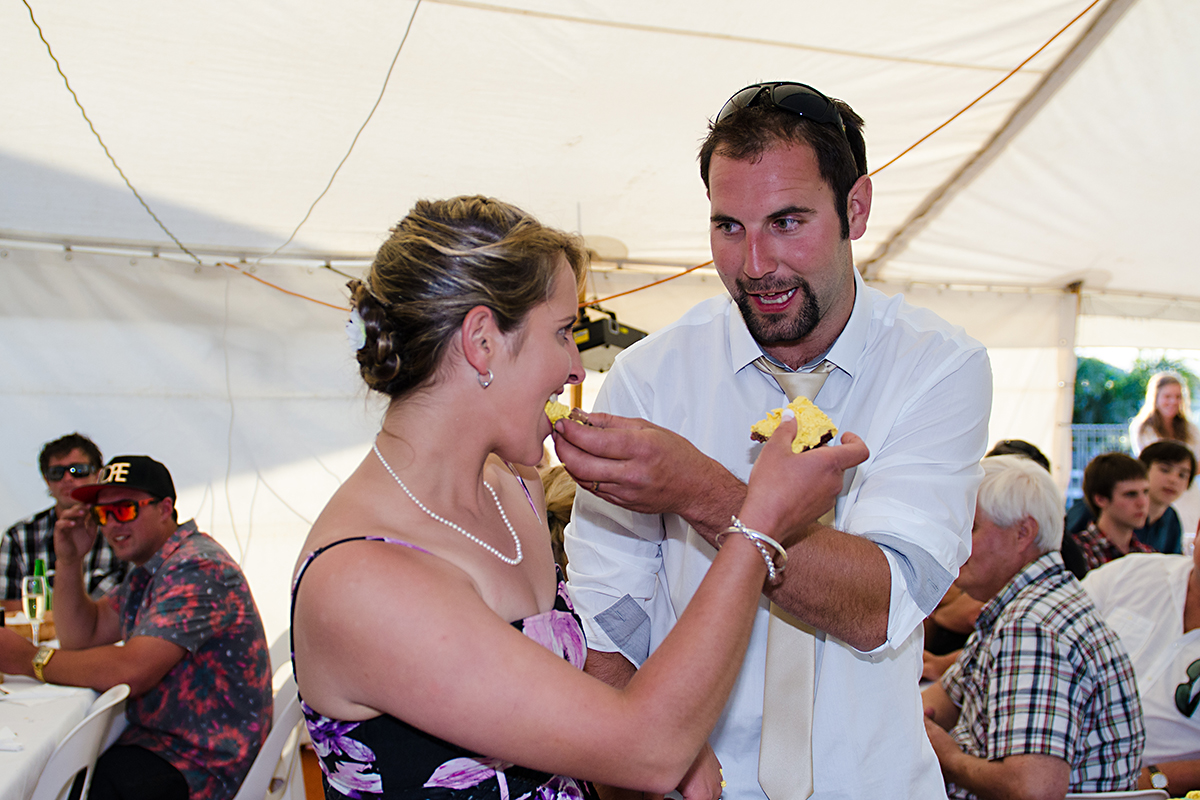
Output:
top-left (39, 432), bottom-right (103, 476)
top-left (1082, 452), bottom-right (1147, 518)
top-left (699, 89), bottom-right (867, 239)
top-left (1138, 439), bottom-right (1196, 487)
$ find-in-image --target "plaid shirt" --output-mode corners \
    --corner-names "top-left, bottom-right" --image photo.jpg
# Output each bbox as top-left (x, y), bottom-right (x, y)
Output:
top-left (2, 506), bottom-right (127, 600)
top-left (1072, 521), bottom-right (1155, 573)
top-left (940, 551), bottom-right (1144, 798)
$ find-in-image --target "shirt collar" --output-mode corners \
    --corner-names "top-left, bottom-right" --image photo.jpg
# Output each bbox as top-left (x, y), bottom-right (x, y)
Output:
top-left (729, 267), bottom-right (869, 378)
top-left (975, 550), bottom-right (1066, 633)
top-left (136, 519), bottom-right (198, 577)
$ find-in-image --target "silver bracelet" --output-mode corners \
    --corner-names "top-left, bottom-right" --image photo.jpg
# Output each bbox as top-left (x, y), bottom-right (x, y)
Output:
top-left (716, 515), bottom-right (788, 581)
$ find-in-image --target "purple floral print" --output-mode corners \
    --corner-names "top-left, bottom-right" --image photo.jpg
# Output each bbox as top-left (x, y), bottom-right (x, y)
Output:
top-left (305, 702), bottom-right (383, 797)
top-left (522, 609), bottom-right (586, 668)
top-left (425, 758), bottom-right (587, 800)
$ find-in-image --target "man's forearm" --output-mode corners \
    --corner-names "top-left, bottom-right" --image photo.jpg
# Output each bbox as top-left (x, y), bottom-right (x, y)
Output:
top-left (39, 636), bottom-right (187, 696)
top-left (584, 648), bottom-right (638, 689)
top-left (925, 719), bottom-right (1070, 800)
top-left (49, 557), bottom-right (105, 649)
top-left (1139, 760), bottom-right (1200, 795)
top-left (678, 465), bottom-right (748, 545)
top-left (679, 464), bottom-right (889, 651)
top-left (936, 749), bottom-right (1070, 800)
top-left (765, 525), bottom-right (890, 651)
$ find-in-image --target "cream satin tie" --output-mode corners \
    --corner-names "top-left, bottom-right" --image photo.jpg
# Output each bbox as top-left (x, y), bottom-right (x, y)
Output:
top-left (753, 356), bottom-right (835, 800)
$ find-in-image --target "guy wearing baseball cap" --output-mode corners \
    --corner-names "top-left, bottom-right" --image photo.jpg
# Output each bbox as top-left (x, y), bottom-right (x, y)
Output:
top-left (0, 455), bottom-right (273, 800)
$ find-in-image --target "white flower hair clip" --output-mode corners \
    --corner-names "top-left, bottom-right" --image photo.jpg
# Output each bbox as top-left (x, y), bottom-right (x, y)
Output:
top-left (346, 308), bottom-right (367, 351)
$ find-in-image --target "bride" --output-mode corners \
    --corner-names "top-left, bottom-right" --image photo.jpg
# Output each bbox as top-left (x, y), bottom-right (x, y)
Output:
top-left (290, 195), bottom-right (866, 800)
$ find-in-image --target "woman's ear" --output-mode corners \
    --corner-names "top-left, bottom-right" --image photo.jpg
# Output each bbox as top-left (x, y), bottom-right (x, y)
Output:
top-left (461, 305), bottom-right (500, 376)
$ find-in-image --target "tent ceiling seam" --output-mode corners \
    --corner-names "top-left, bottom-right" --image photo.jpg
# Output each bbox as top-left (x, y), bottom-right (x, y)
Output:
top-left (10, 238), bottom-right (1200, 316)
top-left (20, 0), bottom-right (204, 266)
top-left (859, 0), bottom-right (1138, 281)
top-left (427, 0), bottom-right (1042, 74)
top-left (260, 0), bottom-right (423, 263)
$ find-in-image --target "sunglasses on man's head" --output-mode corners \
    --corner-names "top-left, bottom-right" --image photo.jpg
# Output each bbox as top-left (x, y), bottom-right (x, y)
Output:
top-left (715, 81), bottom-right (846, 134)
top-left (92, 497), bottom-right (160, 526)
top-left (45, 463), bottom-right (97, 481)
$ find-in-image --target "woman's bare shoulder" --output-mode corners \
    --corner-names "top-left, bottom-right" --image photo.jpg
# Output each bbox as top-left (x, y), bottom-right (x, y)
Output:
top-left (291, 525), bottom-right (487, 716)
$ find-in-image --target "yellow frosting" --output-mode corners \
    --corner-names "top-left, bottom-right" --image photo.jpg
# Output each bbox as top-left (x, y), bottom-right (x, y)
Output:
top-left (545, 399), bottom-right (574, 424)
top-left (750, 396), bottom-right (837, 453)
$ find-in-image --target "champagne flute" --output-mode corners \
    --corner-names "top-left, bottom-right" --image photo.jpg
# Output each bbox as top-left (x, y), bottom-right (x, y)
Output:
top-left (21, 575), bottom-right (48, 645)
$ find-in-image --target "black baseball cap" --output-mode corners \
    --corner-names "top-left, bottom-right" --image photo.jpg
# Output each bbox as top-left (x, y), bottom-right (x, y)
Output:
top-left (72, 455), bottom-right (177, 504)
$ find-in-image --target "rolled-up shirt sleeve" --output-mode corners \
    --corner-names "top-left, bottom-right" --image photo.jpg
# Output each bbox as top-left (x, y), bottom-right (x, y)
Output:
top-left (844, 346), bottom-right (991, 652)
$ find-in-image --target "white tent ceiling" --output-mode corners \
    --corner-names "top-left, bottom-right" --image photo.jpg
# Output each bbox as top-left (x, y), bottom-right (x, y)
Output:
top-left (3, 0), bottom-right (1197, 636)
top-left (4, 0), bottom-right (1192, 283)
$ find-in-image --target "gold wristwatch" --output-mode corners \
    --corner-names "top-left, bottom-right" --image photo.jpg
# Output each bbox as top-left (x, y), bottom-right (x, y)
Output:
top-left (32, 646), bottom-right (56, 682)
top-left (1146, 765), bottom-right (1168, 791)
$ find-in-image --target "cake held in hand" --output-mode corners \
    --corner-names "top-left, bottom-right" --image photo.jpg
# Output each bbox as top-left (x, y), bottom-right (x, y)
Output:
top-left (546, 400), bottom-right (589, 425)
top-left (750, 397), bottom-right (837, 453)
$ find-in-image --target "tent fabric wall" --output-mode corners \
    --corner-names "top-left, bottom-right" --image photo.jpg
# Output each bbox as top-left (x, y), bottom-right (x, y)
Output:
top-left (1, 245), bottom-right (383, 639)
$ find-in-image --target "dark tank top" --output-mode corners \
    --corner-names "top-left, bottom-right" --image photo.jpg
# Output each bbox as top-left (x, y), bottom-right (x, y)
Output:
top-left (291, 535), bottom-right (594, 800)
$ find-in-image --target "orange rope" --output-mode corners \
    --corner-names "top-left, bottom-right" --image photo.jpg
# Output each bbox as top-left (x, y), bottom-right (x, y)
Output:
top-left (220, 262), bottom-right (350, 312)
top-left (580, 261), bottom-right (712, 308)
top-left (869, 0), bottom-right (1102, 176)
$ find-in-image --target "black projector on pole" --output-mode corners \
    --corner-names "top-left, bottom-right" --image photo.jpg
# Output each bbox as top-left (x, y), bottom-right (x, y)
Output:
top-left (573, 307), bottom-right (647, 372)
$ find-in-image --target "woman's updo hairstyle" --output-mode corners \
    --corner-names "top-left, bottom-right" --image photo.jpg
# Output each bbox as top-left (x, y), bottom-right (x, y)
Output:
top-left (349, 195), bottom-right (588, 399)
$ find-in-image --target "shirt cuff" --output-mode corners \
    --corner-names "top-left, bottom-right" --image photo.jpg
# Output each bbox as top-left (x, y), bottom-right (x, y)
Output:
top-left (856, 535), bottom-right (954, 655)
top-left (575, 593), bottom-right (653, 667)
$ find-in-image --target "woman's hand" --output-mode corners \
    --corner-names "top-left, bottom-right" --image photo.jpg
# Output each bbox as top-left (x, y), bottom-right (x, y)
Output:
top-left (738, 415), bottom-right (868, 549)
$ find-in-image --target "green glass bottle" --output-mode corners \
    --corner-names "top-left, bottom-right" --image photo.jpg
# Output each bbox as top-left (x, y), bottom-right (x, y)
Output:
top-left (33, 558), bottom-right (51, 610)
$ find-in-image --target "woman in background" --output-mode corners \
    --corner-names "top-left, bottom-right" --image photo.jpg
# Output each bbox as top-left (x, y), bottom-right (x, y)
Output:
top-left (290, 195), bottom-right (866, 800)
top-left (1130, 371), bottom-right (1199, 455)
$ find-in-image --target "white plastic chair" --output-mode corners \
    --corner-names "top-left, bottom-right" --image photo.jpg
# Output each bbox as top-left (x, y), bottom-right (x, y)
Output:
top-left (1064, 791), bottom-right (1169, 799)
top-left (268, 627), bottom-right (292, 679)
top-left (231, 671), bottom-right (304, 800)
top-left (30, 684), bottom-right (131, 800)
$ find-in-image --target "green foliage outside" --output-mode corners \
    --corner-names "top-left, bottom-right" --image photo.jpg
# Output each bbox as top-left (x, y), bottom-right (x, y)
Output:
top-left (1073, 355), bottom-right (1200, 424)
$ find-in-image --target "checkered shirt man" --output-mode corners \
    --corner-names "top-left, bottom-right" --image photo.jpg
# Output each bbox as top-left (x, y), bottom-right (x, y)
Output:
top-left (940, 551), bottom-right (1144, 799)
top-left (2, 506), bottom-right (126, 599)
top-left (1072, 520), bottom-right (1155, 572)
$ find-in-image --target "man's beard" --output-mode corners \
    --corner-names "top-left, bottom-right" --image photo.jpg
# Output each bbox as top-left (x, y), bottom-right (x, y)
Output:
top-left (732, 276), bottom-right (821, 345)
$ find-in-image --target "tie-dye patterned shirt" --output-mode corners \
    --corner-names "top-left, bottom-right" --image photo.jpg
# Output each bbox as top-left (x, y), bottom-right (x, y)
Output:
top-left (108, 520), bottom-right (273, 800)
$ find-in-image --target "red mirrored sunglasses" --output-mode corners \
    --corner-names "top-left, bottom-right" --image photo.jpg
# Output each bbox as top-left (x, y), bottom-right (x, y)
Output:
top-left (91, 497), bottom-right (161, 526)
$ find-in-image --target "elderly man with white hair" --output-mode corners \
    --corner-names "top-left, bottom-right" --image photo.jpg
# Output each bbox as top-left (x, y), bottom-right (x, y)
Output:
top-left (922, 455), bottom-right (1144, 800)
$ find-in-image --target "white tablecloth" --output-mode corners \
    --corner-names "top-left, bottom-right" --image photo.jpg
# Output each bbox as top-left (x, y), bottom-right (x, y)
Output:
top-left (0, 676), bottom-right (97, 800)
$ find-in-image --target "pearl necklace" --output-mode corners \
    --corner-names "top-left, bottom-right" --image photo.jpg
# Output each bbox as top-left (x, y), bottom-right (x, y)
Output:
top-left (373, 443), bottom-right (523, 565)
